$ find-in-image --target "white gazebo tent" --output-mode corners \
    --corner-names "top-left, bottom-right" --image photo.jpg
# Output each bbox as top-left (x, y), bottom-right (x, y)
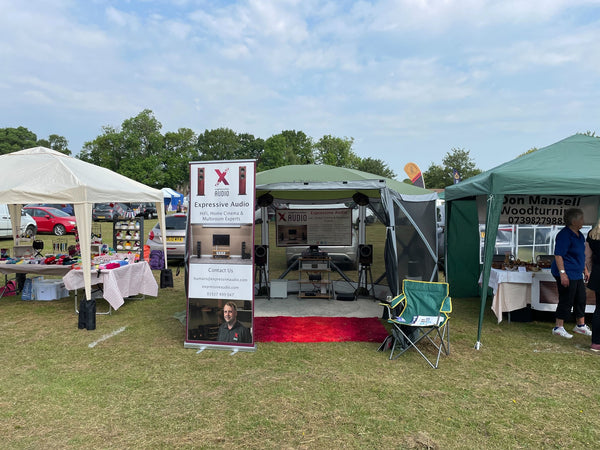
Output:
top-left (0, 147), bottom-right (167, 311)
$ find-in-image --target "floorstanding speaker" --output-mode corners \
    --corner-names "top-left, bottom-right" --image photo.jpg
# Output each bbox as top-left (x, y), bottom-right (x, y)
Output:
top-left (358, 244), bottom-right (373, 265)
top-left (197, 167), bottom-right (205, 196)
top-left (239, 165), bottom-right (247, 195)
top-left (196, 241), bottom-right (201, 257)
top-left (241, 241), bottom-right (251, 259)
top-left (255, 245), bottom-right (268, 266)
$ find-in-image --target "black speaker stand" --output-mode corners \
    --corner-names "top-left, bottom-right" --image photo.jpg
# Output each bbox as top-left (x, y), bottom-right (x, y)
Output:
top-left (355, 263), bottom-right (374, 298)
top-left (256, 264), bottom-right (270, 300)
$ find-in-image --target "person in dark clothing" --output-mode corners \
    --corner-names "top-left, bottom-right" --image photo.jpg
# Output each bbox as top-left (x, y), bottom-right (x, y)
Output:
top-left (217, 302), bottom-right (252, 343)
top-left (551, 208), bottom-right (591, 338)
top-left (585, 220), bottom-right (600, 352)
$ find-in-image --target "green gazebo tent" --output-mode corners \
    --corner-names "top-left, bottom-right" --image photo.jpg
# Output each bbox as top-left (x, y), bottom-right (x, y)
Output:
top-left (445, 134), bottom-right (600, 348)
top-left (256, 164), bottom-right (439, 295)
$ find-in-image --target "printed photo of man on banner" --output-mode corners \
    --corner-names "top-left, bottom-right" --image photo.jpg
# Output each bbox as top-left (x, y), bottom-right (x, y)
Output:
top-left (184, 160), bottom-right (257, 352)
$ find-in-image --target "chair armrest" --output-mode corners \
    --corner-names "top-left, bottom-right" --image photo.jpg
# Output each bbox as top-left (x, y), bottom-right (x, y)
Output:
top-left (440, 296), bottom-right (452, 314)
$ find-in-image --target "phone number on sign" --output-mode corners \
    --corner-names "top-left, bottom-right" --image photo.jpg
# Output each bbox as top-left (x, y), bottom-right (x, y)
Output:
top-left (506, 216), bottom-right (565, 225)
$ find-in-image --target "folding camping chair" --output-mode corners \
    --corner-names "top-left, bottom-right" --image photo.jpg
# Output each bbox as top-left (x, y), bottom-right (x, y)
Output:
top-left (378, 279), bottom-right (452, 369)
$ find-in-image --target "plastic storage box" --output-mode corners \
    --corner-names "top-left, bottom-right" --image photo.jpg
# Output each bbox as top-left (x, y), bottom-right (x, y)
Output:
top-left (33, 279), bottom-right (70, 301)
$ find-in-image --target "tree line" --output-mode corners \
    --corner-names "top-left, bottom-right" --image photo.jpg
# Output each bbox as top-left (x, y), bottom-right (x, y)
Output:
top-left (2, 108), bottom-right (496, 191)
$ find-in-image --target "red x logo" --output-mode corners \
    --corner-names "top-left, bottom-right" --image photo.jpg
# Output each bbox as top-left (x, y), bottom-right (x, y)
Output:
top-left (215, 168), bottom-right (229, 185)
top-left (278, 212), bottom-right (286, 221)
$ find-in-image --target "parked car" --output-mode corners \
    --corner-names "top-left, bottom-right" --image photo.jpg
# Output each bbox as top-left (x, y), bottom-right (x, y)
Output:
top-left (92, 203), bottom-right (132, 222)
top-left (131, 202), bottom-right (157, 219)
top-left (146, 213), bottom-right (187, 260)
top-left (23, 206), bottom-right (77, 236)
top-left (0, 204), bottom-right (37, 239)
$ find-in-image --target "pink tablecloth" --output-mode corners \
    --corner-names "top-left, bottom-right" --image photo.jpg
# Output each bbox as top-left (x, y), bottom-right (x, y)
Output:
top-left (63, 262), bottom-right (158, 310)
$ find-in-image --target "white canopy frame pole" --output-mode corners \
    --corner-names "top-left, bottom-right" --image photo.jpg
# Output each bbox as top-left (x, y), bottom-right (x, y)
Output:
top-left (156, 202), bottom-right (168, 268)
top-left (8, 204), bottom-right (23, 241)
top-left (73, 203), bottom-right (93, 300)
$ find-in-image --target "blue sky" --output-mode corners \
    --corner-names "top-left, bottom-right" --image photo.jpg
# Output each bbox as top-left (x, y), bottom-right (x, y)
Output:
top-left (2, 0), bottom-right (599, 180)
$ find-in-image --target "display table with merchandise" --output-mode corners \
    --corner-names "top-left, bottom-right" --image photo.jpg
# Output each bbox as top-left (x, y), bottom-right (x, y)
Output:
top-left (63, 260), bottom-right (158, 311)
top-left (480, 268), bottom-right (595, 322)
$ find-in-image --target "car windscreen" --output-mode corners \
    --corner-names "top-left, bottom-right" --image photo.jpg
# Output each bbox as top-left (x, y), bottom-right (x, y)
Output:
top-left (45, 207), bottom-right (70, 217)
top-left (164, 215), bottom-right (187, 230)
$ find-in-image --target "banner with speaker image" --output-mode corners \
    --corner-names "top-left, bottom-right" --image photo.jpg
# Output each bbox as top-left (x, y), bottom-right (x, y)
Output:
top-left (275, 207), bottom-right (352, 247)
top-left (185, 160), bottom-right (257, 352)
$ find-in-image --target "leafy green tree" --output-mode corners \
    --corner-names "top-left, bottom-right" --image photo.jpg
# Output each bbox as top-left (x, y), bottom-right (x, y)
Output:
top-left (237, 133), bottom-right (264, 161)
top-left (79, 110), bottom-right (165, 187)
top-left (79, 125), bottom-right (125, 172)
top-left (163, 128), bottom-right (197, 190)
top-left (38, 134), bottom-right (70, 154)
top-left (196, 128), bottom-right (240, 161)
top-left (314, 135), bottom-right (357, 167)
top-left (355, 157), bottom-right (396, 178)
top-left (121, 109), bottom-right (163, 157)
top-left (424, 147), bottom-right (481, 188)
top-left (0, 126), bottom-right (38, 154)
top-left (259, 134), bottom-right (287, 171)
top-left (279, 130), bottom-right (314, 164)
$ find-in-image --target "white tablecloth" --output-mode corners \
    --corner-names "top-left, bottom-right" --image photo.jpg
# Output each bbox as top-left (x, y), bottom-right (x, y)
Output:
top-left (480, 268), bottom-right (541, 323)
top-left (63, 262), bottom-right (158, 310)
top-left (485, 268), bottom-right (533, 294)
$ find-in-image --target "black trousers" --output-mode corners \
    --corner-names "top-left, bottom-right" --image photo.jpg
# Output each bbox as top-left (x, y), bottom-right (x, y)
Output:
top-left (554, 277), bottom-right (586, 322)
top-left (593, 291), bottom-right (600, 345)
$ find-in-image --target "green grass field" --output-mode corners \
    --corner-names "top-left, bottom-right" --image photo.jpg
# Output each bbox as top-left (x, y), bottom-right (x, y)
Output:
top-left (0, 222), bottom-right (599, 448)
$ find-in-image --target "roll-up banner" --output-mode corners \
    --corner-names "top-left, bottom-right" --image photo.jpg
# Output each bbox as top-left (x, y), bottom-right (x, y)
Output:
top-left (185, 160), bottom-right (257, 352)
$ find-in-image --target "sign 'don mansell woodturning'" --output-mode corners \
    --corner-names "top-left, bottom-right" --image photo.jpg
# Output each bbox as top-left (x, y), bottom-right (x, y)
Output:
top-left (477, 195), bottom-right (599, 226)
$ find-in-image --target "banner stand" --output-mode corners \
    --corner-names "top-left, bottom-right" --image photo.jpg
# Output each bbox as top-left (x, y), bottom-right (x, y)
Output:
top-left (184, 342), bottom-right (257, 353)
top-left (184, 159), bottom-right (257, 352)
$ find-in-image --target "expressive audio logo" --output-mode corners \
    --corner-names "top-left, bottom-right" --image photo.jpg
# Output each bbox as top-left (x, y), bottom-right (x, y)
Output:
top-left (215, 168), bottom-right (229, 186)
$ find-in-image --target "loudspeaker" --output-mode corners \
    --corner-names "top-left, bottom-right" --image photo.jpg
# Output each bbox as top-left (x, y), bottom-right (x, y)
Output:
top-left (196, 241), bottom-right (201, 257)
top-left (358, 244), bottom-right (373, 265)
top-left (353, 192), bottom-right (370, 206)
top-left (241, 241), bottom-right (251, 259)
top-left (197, 167), bottom-right (205, 196)
top-left (254, 244), bottom-right (268, 266)
top-left (257, 193), bottom-right (273, 207)
top-left (239, 166), bottom-right (247, 195)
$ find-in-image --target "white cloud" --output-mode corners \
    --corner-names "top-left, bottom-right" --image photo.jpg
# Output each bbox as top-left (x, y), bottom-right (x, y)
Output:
top-left (1, 0), bottom-right (599, 170)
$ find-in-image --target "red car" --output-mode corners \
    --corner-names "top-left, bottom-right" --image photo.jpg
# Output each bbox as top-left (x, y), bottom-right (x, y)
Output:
top-left (23, 206), bottom-right (77, 236)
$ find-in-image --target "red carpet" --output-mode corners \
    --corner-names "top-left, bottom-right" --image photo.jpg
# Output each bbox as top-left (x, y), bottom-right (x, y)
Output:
top-left (253, 316), bottom-right (389, 343)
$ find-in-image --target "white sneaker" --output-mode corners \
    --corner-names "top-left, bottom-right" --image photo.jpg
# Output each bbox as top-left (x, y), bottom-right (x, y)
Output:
top-left (552, 327), bottom-right (573, 339)
top-left (573, 324), bottom-right (592, 336)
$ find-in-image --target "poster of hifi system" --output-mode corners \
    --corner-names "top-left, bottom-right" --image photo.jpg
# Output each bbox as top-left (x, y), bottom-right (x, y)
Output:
top-left (275, 208), bottom-right (352, 247)
top-left (185, 160), bottom-right (256, 351)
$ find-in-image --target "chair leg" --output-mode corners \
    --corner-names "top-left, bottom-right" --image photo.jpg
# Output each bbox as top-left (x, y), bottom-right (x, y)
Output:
top-left (377, 334), bottom-right (393, 353)
top-left (391, 324), bottom-right (450, 369)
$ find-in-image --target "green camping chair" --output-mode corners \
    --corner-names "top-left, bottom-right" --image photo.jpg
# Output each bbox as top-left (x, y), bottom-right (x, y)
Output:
top-left (379, 279), bottom-right (452, 369)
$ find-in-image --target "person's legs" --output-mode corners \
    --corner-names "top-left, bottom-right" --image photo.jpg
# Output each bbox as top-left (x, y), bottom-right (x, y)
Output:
top-left (554, 277), bottom-right (574, 326)
top-left (592, 291), bottom-right (600, 346)
top-left (554, 277), bottom-right (576, 338)
top-left (569, 280), bottom-right (592, 336)
top-left (573, 279), bottom-right (587, 324)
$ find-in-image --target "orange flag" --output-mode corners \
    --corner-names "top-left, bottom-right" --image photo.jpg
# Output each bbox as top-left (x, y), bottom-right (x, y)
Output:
top-left (404, 162), bottom-right (425, 188)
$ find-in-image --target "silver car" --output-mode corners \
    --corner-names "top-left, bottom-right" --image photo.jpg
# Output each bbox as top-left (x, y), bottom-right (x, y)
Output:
top-left (146, 214), bottom-right (187, 260)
